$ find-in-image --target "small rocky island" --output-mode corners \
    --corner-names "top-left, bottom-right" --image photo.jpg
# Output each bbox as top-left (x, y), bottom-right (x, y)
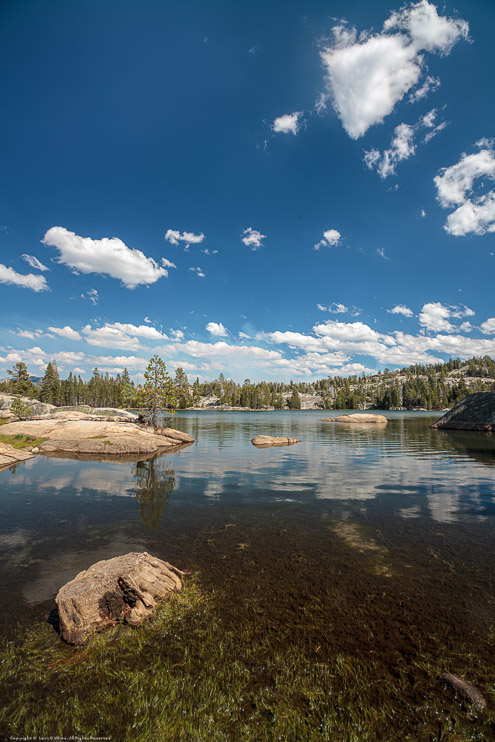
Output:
top-left (251, 435), bottom-right (300, 447)
top-left (431, 392), bottom-right (495, 431)
top-left (320, 413), bottom-right (388, 425)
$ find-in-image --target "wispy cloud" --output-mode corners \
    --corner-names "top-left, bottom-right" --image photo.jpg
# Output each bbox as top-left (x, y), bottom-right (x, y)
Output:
top-left (164, 229), bottom-right (205, 250)
top-left (364, 109), bottom-right (446, 178)
top-left (22, 254), bottom-right (49, 271)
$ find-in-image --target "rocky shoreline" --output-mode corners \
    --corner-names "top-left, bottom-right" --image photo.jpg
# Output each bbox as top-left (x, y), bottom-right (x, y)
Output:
top-left (0, 395), bottom-right (194, 470)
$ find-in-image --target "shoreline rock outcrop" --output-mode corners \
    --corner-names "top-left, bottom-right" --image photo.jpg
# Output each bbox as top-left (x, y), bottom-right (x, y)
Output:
top-left (56, 552), bottom-right (183, 645)
top-left (320, 414), bottom-right (388, 425)
top-left (0, 442), bottom-right (35, 472)
top-left (0, 412), bottom-right (194, 456)
top-left (431, 392), bottom-right (495, 432)
top-left (251, 435), bottom-right (300, 447)
top-left (0, 392), bottom-right (56, 418)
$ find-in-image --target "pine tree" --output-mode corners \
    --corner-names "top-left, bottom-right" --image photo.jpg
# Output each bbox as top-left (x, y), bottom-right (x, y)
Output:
top-left (137, 356), bottom-right (176, 427)
top-left (120, 368), bottom-right (135, 408)
top-left (7, 362), bottom-right (37, 398)
top-left (289, 390), bottom-right (302, 409)
top-left (40, 361), bottom-right (60, 404)
top-left (174, 367), bottom-right (192, 409)
top-left (10, 395), bottom-right (33, 419)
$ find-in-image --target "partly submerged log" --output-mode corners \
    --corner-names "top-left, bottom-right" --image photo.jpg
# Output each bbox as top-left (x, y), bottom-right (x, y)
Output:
top-left (320, 414), bottom-right (388, 425)
top-left (431, 392), bottom-right (495, 432)
top-left (56, 552), bottom-right (183, 645)
top-left (440, 672), bottom-right (487, 709)
top-left (251, 435), bottom-right (299, 447)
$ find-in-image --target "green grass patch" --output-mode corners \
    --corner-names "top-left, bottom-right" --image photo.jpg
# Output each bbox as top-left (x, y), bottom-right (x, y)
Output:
top-left (0, 417), bottom-right (9, 426)
top-left (0, 578), bottom-right (493, 741)
top-left (88, 435), bottom-right (107, 439)
top-left (0, 433), bottom-right (47, 450)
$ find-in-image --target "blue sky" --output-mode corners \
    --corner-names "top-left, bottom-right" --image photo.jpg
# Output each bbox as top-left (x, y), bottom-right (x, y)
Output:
top-left (1, 0), bottom-right (494, 382)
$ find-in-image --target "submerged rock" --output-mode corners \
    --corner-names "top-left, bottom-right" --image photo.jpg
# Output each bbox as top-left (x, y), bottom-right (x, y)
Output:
top-left (251, 435), bottom-right (300, 447)
top-left (440, 671), bottom-right (487, 709)
top-left (320, 414), bottom-right (388, 425)
top-left (431, 392), bottom-right (495, 432)
top-left (56, 552), bottom-right (183, 645)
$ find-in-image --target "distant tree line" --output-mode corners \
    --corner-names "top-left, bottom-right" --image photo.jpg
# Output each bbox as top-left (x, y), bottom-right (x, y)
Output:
top-left (1, 355), bottom-right (495, 412)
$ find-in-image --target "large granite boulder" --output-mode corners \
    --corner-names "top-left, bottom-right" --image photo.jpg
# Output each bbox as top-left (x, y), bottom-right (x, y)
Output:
top-left (320, 414), bottom-right (388, 425)
top-left (56, 552), bottom-right (183, 645)
top-left (431, 392), bottom-right (495, 432)
top-left (251, 435), bottom-right (299, 447)
top-left (0, 393), bottom-right (56, 418)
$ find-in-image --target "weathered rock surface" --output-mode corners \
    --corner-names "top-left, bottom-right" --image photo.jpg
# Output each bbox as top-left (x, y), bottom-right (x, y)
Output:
top-left (0, 418), bottom-right (194, 456)
top-left (0, 442), bottom-right (35, 472)
top-left (0, 393), bottom-right (56, 418)
top-left (440, 672), bottom-right (487, 709)
top-left (320, 414), bottom-right (388, 424)
top-left (56, 552), bottom-right (183, 644)
top-left (431, 392), bottom-right (495, 432)
top-left (251, 435), bottom-right (300, 447)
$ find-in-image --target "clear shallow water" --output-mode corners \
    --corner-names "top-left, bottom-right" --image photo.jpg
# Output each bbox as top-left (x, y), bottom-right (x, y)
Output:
top-left (1, 410), bottom-right (495, 637)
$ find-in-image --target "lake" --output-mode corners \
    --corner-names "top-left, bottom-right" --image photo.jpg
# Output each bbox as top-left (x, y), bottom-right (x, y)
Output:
top-left (1, 410), bottom-right (494, 630)
top-left (1, 410), bottom-right (495, 734)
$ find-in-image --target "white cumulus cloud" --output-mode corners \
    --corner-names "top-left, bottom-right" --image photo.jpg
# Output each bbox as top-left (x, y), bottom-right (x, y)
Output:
top-left (480, 318), bottom-right (495, 335)
top-left (43, 227), bottom-right (174, 288)
top-left (272, 112), bottom-right (302, 135)
top-left (242, 228), bottom-right (266, 250)
top-left (47, 326), bottom-right (82, 341)
top-left (418, 302), bottom-right (474, 333)
top-left (314, 229), bottom-right (341, 250)
top-left (0, 264), bottom-right (49, 292)
top-left (435, 141), bottom-right (495, 236)
top-left (388, 305), bottom-right (413, 317)
top-left (206, 322), bottom-right (228, 337)
top-left (82, 322), bottom-right (168, 350)
top-left (320, 1), bottom-right (468, 139)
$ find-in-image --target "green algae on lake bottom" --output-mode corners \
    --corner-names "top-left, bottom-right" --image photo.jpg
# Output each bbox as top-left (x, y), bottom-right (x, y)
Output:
top-left (1, 510), bottom-right (495, 741)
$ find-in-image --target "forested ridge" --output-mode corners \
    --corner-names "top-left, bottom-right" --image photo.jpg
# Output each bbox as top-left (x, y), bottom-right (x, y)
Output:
top-left (2, 355), bottom-right (495, 411)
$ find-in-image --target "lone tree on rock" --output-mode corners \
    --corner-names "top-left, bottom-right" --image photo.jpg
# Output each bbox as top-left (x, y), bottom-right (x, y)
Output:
top-left (137, 356), bottom-right (176, 428)
top-left (10, 395), bottom-right (33, 420)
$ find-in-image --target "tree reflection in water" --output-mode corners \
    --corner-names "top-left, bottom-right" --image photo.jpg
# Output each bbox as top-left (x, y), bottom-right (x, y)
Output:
top-left (133, 457), bottom-right (176, 529)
